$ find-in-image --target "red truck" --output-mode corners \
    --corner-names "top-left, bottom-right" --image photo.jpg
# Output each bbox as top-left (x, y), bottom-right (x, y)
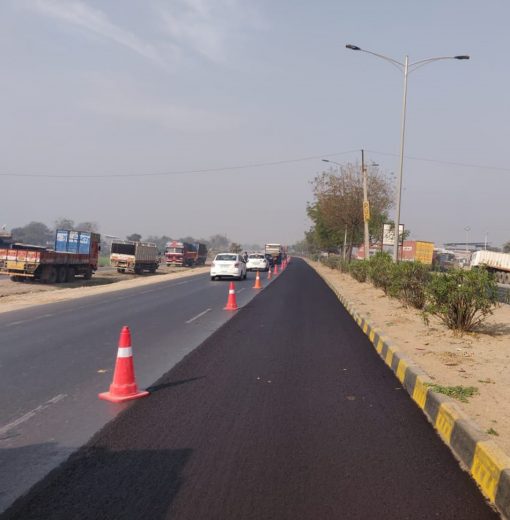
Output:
top-left (0, 229), bottom-right (100, 283)
top-left (164, 241), bottom-right (196, 267)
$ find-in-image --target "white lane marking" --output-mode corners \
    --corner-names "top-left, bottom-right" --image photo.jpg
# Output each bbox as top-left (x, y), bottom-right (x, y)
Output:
top-left (186, 308), bottom-right (212, 324)
top-left (139, 289), bottom-right (156, 294)
top-left (5, 320), bottom-right (27, 327)
top-left (0, 394), bottom-right (66, 437)
top-left (5, 313), bottom-right (55, 327)
top-left (237, 288), bottom-right (246, 294)
top-left (174, 281), bottom-right (190, 286)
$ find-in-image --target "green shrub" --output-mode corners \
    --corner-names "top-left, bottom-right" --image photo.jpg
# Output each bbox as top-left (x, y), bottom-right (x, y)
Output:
top-left (390, 261), bottom-right (431, 309)
top-left (423, 268), bottom-right (497, 333)
top-left (338, 259), bottom-right (350, 273)
top-left (368, 252), bottom-right (394, 294)
top-left (349, 260), bottom-right (368, 282)
top-left (323, 255), bottom-right (343, 270)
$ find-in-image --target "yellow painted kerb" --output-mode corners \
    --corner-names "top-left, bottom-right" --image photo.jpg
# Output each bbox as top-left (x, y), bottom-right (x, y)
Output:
top-left (376, 338), bottom-right (384, 354)
top-left (362, 322), bottom-right (369, 334)
top-left (369, 329), bottom-right (375, 343)
top-left (412, 378), bottom-right (429, 409)
top-left (385, 348), bottom-right (394, 367)
top-left (396, 359), bottom-right (407, 383)
top-left (471, 441), bottom-right (510, 503)
top-left (435, 403), bottom-right (460, 445)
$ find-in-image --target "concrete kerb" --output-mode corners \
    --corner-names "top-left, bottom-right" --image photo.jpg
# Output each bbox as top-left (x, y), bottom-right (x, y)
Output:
top-left (313, 263), bottom-right (510, 518)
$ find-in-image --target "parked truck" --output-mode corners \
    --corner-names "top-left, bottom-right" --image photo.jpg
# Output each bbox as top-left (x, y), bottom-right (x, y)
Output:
top-left (0, 229), bottom-right (100, 282)
top-left (110, 240), bottom-right (159, 274)
top-left (193, 242), bottom-right (208, 265)
top-left (164, 241), bottom-right (206, 267)
top-left (470, 250), bottom-right (510, 284)
top-left (265, 243), bottom-right (283, 265)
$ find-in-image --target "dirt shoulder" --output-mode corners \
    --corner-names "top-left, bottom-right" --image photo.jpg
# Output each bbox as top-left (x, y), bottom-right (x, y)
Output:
top-left (309, 260), bottom-right (510, 454)
top-left (0, 265), bottom-right (209, 314)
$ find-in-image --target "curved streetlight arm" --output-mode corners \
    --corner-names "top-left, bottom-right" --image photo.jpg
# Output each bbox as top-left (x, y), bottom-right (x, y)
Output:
top-left (408, 55), bottom-right (470, 74)
top-left (346, 44), bottom-right (404, 72)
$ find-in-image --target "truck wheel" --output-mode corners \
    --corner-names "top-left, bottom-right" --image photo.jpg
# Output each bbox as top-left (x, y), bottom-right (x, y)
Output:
top-left (83, 267), bottom-right (92, 280)
top-left (66, 267), bottom-right (75, 282)
top-left (44, 266), bottom-right (58, 284)
top-left (10, 276), bottom-right (20, 282)
top-left (57, 266), bottom-right (68, 283)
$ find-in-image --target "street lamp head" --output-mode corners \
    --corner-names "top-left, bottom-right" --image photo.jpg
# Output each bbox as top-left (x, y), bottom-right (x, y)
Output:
top-left (346, 44), bottom-right (361, 51)
top-left (454, 55), bottom-right (470, 60)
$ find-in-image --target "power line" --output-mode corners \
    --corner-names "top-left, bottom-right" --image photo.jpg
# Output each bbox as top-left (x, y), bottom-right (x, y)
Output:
top-left (0, 150), bottom-right (360, 179)
top-left (1, 148), bottom-right (509, 179)
top-left (366, 149), bottom-right (510, 172)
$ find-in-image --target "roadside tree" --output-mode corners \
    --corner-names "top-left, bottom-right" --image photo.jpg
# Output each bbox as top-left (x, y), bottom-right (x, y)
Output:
top-left (11, 221), bottom-right (53, 246)
top-left (307, 162), bottom-right (394, 259)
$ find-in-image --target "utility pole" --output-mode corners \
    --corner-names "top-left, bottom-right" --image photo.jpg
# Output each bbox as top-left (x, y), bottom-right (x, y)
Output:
top-left (361, 149), bottom-right (370, 260)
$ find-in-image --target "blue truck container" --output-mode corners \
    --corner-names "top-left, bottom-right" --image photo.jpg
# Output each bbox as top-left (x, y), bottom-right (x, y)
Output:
top-left (54, 230), bottom-right (93, 254)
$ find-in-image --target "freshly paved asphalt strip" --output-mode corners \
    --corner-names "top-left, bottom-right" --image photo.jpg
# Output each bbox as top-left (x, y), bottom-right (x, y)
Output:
top-left (1, 259), bottom-right (499, 519)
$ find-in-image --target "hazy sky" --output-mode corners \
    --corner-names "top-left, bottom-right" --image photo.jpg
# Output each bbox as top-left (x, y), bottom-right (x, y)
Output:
top-left (1, 1), bottom-right (509, 247)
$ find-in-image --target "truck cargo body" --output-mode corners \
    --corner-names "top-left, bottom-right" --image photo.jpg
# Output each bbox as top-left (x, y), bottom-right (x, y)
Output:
top-left (193, 243), bottom-right (208, 265)
top-left (0, 230), bottom-right (100, 282)
top-left (265, 243), bottom-right (283, 265)
top-left (164, 241), bottom-right (197, 267)
top-left (470, 250), bottom-right (510, 284)
top-left (400, 241), bottom-right (434, 265)
top-left (110, 241), bottom-right (159, 274)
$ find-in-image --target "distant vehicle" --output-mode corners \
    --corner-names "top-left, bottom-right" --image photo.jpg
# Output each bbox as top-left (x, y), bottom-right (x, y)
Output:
top-left (0, 230), bottom-right (13, 248)
top-left (0, 229), bottom-right (100, 283)
top-left (193, 242), bottom-right (208, 266)
top-left (210, 253), bottom-right (247, 281)
top-left (110, 240), bottom-right (159, 274)
top-left (264, 253), bottom-right (275, 267)
top-left (470, 250), bottom-right (510, 284)
top-left (433, 252), bottom-right (456, 272)
top-left (265, 243), bottom-right (283, 265)
top-left (165, 241), bottom-right (197, 267)
top-left (246, 253), bottom-right (269, 272)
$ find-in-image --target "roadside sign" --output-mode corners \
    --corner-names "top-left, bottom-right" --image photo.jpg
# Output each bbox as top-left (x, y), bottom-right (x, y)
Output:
top-left (383, 223), bottom-right (404, 246)
top-left (363, 201), bottom-right (370, 222)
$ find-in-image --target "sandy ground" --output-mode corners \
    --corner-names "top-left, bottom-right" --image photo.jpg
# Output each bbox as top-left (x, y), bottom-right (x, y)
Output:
top-left (0, 265), bottom-right (209, 314)
top-left (310, 261), bottom-right (510, 454)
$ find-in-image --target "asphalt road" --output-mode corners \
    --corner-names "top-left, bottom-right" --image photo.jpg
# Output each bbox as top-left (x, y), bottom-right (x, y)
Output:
top-left (0, 259), bottom-right (498, 519)
top-left (0, 270), bottom-right (269, 512)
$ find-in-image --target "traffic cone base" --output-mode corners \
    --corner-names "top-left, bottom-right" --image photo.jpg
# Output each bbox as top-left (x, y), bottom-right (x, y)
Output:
top-left (98, 326), bottom-right (149, 403)
top-left (99, 388), bottom-right (149, 403)
top-left (224, 281), bottom-right (239, 310)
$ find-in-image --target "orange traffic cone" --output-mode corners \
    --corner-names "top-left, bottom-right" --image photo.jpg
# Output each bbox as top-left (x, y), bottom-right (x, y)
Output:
top-left (99, 326), bottom-right (149, 403)
top-left (274, 263), bottom-right (279, 275)
top-left (267, 268), bottom-right (272, 280)
top-left (253, 270), bottom-right (262, 289)
top-left (224, 281), bottom-right (239, 310)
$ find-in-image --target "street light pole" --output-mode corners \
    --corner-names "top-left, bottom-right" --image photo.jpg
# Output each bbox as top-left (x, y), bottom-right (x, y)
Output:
top-left (394, 56), bottom-right (408, 262)
top-left (345, 44), bottom-right (469, 262)
top-left (361, 149), bottom-right (370, 260)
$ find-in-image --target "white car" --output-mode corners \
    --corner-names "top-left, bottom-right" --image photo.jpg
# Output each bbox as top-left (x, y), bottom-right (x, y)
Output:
top-left (246, 253), bottom-right (269, 272)
top-left (210, 253), bottom-right (247, 281)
